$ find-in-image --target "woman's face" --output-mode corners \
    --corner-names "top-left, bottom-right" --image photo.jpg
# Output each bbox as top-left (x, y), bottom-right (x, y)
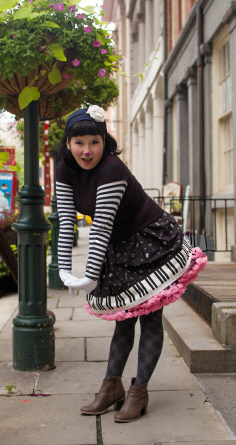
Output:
top-left (67, 134), bottom-right (105, 170)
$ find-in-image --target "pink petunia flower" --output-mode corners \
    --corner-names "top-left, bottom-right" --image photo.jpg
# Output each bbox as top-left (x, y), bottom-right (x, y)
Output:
top-left (48, 3), bottom-right (54, 7)
top-left (63, 74), bottom-right (69, 78)
top-left (97, 68), bottom-right (106, 77)
top-left (77, 13), bottom-right (84, 18)
top-left (93, 40), bottom-right (101, 47)
top-left (55, 3), bottom-right (65, 11)
top-left (72, 58), bottom-right (80, 66)
top-left (101, 49), bottom-right (107, 54)
top-left (68, 5), bottom-right (76, 13)
top-left (39, 46), bottom-right (45, 51)
top-left (84, 25), bottom-right (92, 33)
top-left (82, 85), bottom-right (87, 89)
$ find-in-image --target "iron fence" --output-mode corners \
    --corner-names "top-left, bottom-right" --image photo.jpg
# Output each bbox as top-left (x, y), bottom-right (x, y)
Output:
top-left (151, 195), bottom-right (235, 255)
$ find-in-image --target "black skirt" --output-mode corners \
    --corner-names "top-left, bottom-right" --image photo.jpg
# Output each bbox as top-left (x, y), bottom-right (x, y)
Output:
top-left (86, 212), bottom-right (196, 318)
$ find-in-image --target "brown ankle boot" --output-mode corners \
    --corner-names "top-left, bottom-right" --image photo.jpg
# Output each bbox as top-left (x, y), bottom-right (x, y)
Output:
top-left (80, 376), bottom-right (125, 415)
top-left (114, 377), bottom-right (148, 423)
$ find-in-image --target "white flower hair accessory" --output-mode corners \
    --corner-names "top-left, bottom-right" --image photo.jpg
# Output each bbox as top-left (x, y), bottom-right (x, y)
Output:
top-left (86, 105), bottom-right (105, 122)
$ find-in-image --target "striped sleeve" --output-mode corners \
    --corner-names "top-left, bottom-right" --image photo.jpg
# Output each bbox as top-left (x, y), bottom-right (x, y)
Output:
top-left (85, 180), bottom-right (127, 280)
top-left (56, 181), bottom-right (76, 271)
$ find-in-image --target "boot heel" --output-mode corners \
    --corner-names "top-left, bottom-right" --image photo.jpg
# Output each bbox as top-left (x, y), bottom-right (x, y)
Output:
top-left (141, 403), bottom-right (148, 416)
top-left (114, 398), bottom-right (125, 410)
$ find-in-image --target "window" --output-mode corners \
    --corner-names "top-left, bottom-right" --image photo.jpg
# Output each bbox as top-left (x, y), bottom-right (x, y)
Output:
top-left (171, 0), bottom-right (175, 48)
top-left (219, 41), bottom-right (231, 115)
top-left (172, 98), bottom-right (178, 182)
top-left (212, 27), bottom-right (234, 260)
top-left (219, 114), bottom-right (233, 187)
top-left (218, 39), bottom-right (233, 190)
top-left (181, 0), bottom-right (186, 27)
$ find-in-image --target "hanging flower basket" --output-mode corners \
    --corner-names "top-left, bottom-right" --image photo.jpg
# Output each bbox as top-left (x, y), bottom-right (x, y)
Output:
top-left (1, 76), bottom-right (119, 120)
top-left (0, 48), bottom-right (78, 97)
top-left (4, 87), bottom-right (85, 120)
top-left (0, 0), bottom-right (123, 115)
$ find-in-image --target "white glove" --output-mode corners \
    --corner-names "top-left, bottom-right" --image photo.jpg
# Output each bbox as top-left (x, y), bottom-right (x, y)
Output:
top-left (60, 272), bottom-right (98, 296)
top-left (59, 269), bottom-right (74, 285)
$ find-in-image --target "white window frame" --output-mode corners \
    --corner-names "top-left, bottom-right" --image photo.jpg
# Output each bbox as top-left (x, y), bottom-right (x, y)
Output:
top-left (212, 26), bottom-right (233, 194)
top-left (181, 0), bottom-right (186, 27)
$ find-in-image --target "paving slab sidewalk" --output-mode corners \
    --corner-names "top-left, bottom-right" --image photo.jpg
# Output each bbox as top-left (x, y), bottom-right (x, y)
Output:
top-left (0, 227), bottom-right (236, 445)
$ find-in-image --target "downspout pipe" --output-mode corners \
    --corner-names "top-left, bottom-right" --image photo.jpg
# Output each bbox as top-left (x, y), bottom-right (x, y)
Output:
top-left (197, 5), bottom-right (206, 233)
top-left (163, 0), bottom-right (168, 186)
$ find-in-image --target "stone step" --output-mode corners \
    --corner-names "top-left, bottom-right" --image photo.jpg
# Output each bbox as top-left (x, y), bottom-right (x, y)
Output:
top-left (182, 283), bottom-right (217, 325)
top-left (163, 298), bottom-right (236, 373)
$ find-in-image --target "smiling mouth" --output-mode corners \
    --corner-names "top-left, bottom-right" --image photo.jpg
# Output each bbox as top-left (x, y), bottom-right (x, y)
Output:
top-left (82, 158), bottom-right (92, 163)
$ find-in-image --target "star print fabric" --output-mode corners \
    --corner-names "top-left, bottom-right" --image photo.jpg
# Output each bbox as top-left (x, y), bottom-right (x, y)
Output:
top-left (85, 212), bottom-right (207, 319)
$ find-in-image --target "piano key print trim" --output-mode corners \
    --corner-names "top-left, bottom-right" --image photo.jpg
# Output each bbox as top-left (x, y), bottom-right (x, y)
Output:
top-left (87, 236), bottom-right (192, 313)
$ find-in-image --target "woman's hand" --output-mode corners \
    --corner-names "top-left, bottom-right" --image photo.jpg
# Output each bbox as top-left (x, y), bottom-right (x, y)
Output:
top-left (59, 271), bottom-right (97, 295)
top-left (59, 269), bottom-right (74, 285)
top-left (68, 277), bottom-right (98, 296)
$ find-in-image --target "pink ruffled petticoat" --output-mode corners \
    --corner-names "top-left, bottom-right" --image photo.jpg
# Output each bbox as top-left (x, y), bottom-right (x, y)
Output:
top-left (85, 247), bottom-right (207, 321)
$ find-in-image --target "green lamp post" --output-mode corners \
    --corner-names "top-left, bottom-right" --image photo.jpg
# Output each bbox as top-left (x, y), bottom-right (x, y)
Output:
top-left (12, 101), bottom-right (55, 372)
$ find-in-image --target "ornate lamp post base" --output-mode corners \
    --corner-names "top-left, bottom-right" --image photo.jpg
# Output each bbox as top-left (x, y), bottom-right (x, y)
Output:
top-left (13, 321), bottom-right (55, 372)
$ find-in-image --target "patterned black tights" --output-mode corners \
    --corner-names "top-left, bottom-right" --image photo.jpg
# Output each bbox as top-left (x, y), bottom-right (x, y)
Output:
top-left (105, 309), bottom-right (163, 387)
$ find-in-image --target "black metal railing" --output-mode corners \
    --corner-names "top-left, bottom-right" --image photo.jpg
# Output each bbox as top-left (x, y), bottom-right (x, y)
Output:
top-left (144, 188), bottom-right (161, 199)
top-left (152, 196), bottom-right (235, 255)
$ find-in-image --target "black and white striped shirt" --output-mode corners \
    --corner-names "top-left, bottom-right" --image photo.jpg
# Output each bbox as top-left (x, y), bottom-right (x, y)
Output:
top-left (56, 181), bottom-right (76, 271)
top-left (56, 153), bottom-right (163, 244)
top-left (56, 180), bottom-right (127, 279)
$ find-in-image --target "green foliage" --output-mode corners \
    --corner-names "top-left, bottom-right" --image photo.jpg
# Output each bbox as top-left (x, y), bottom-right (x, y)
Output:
top-left (0, 0), bottom-right (122, 111)
top-left (18, 86), bottom-right (40, 110)
top-left (48, 63), bottom-right (62, 85)
top-left (47, 118), bottom-right (66, 149)
top-left (0, 210), bottom-right (19, 229)
top-left (0, 239), bottom-right (18, 278)
top-left (47, 229), bottom-right (52, 250)
top-left (0, 150), bottom-right (22, 171)
top-left (0, 257), bottom-right (10, 278)
top-left (0, 0), bottom-right (18, 12)
top-left (0, 150), bottom-right (8, 165)
top-left (5, 382), bottom-right (16, 394)
top-left (49, 43), bottom-right (67, 61)
top-left (81, 76), bottom-right (119, 110)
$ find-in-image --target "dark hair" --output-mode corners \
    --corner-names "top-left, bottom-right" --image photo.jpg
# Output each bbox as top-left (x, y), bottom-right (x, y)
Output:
top-left (52, 120), bottom-right (121, 168)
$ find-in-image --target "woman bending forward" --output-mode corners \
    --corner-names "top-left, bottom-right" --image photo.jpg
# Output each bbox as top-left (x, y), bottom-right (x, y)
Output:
top-left (56, 105), bottom-right (207, 423)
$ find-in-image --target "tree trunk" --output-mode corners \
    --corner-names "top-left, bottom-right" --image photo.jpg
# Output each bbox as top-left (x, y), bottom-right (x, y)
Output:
top-left (0, 228), bottom-right (18, 284)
